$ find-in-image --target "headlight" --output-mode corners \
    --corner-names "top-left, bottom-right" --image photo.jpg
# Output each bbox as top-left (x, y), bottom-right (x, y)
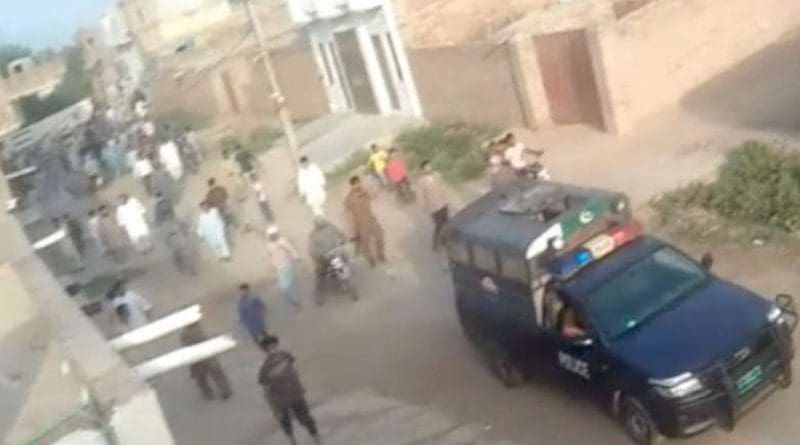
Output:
top-left (768, 305), bottom-right (786, 325)
top-left (650, 373), bottom-right (704, 399)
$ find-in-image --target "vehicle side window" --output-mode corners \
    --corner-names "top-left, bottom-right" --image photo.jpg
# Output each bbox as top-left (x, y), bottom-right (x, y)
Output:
top-left (447, 239), bottom-right (470, 264)
top-left (471, 244), bottom-right (499, 274)
top-left (499, 254), bottom-right (530, 283)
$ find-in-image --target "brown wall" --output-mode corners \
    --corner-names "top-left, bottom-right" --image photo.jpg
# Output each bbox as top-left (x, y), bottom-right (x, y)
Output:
top-left (151, 46), bottom-right (327, 124)
top-left (593, 0), bottom-right (800, 133)
top-left (408, 43), bottom-right (526, 127)
top-left (246, 47), bottom-right (328, 121)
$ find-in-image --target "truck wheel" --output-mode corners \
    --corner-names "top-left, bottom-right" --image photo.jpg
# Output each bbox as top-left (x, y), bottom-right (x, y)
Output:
top-left (621, 396), bottom-right (659, 445)
top-left (779, 367), bottom-right (793, 389)
top-left (489, 349), bottom-right (525, 388)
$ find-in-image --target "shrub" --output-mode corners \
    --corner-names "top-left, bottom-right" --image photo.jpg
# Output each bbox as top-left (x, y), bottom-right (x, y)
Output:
top-left (327, 150), bottom-right (370, 182)
top-left (394, 121), bottom-right (498, 183)
top-left (246, 126), bottom-right (282, 154)
top-left (654, 141), bottom-right (800, 233)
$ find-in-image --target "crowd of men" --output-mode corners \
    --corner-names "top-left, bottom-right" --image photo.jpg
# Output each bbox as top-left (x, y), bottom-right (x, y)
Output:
top-left (53, 100), bottom-right (462, 445)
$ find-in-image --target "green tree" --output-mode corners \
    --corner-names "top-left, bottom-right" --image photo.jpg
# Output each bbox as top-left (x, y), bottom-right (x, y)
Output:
top-left (17, 47), bottom-right (92, 125)
top-left (0, 44), bottom-right (33, 77)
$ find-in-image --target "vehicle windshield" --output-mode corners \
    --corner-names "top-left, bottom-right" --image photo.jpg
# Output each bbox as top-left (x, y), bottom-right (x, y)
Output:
top-left (583, 247), bottom-right (706, 341)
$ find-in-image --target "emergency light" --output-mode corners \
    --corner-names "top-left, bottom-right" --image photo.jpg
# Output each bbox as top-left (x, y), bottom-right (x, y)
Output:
top-left (549, 221), bottom-right (643, 278)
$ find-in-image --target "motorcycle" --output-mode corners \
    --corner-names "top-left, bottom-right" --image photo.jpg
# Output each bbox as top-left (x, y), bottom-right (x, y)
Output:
top-left (318, 244), bottom-right (359, 303)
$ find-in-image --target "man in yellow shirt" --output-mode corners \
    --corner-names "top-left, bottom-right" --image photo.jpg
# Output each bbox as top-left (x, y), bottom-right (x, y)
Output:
top-left (367, 143), bottom-right (388, 187)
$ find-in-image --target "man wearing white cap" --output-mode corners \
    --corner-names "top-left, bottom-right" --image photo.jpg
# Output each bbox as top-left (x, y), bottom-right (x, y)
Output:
top-left (264, 225), bottom-right (301, 308)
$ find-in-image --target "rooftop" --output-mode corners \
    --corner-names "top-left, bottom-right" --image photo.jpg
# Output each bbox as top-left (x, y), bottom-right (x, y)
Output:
top-left (448, 180), bottom-right (628, 258)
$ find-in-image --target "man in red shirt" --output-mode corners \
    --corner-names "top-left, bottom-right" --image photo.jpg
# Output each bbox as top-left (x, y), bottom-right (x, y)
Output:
top-left (385, 148), bottom-right (414, 203)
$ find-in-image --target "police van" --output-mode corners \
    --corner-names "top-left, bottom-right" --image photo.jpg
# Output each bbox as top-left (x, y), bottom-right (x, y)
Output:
top-left (446, 181), bottom-right (797, 445)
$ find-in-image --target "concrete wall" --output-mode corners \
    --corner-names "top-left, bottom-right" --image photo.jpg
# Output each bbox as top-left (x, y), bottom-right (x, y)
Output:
top-left (593, 0), bottom-right (800, 133)
top-left (408, 42), bottom-right (526, 127)
top-left (0, 175), bottom-right (175, 444)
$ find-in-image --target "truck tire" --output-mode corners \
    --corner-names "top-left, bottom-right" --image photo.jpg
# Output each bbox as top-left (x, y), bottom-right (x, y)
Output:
top-left (779, 367), bottom-right (793, 389)
top-left (488, 347), bottom-right (525, 388)
top-left (621, 396), bottom-right (659, 445)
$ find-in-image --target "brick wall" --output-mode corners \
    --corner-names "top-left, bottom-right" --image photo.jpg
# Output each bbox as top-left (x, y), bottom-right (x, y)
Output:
top-left (593, 0), bottom-right (800, 133)
top-left (151, 47), bottom-right (327, 124)
top-left (408, 42), bottom-right (526, 127)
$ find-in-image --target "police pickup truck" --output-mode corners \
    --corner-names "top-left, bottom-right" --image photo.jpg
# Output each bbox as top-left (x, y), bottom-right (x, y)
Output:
top-left (446, 181), bottom-right (797, 445)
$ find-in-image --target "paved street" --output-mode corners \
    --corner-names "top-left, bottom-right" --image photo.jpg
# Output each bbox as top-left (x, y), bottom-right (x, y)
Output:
top-left (75, 131), bottom-right (800, 445)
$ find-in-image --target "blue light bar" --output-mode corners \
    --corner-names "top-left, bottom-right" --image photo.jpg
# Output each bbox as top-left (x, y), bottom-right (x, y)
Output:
top-left (549, 248), bottom-right (593, 277)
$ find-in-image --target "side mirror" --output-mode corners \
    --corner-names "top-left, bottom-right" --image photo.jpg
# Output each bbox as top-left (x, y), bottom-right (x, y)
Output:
top-left (700, 253), bottom-right (714, 270)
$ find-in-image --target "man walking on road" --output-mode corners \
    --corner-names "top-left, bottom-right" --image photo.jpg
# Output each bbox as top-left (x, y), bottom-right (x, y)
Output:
top-left (158, 133), bottom-right (184, 181)
top-left (419, 161), bottom-right (450, 251)
top-left (98, 205), bottom-right (129, 263)
top-left (206, 178), bottom-right (230, 221)
top-left (258, 336), bottom-right (321, 445)
top-left (180, 322), bottom-right (232, 400)
top-left (196, 201), bottom-right (231, 261)
top-left (265, 226), bottom-right (302, 308)
top-left (297, 156), bottom-right (326, 217)
top-left (344, 175), bottom-right (385, 267)
top-left (116, 194), bottom-right (152, 253)
top-left (249, 173), bottom-right (274, 223)
top-left (237, 283), bottom-right (268, 342)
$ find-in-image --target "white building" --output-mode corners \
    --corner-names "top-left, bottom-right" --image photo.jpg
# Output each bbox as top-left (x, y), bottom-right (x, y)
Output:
top-left (287, 0), bottom-right (422, 117)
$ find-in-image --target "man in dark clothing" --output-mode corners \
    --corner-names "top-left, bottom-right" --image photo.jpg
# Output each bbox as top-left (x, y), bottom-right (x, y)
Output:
top-left (62, 213), bottom-right (85, 257)
top-left (206, 178), bottom-right (230, 217)
top-left (153, 192), bottom-right (176, 226)
top-left (258, 336), bottom-right (320, 445)
top-left (238, 283), bottom-right (268, 342)
top-left (233, 144), bottom-right (256, 175)
top-left (308, 216), bottom-right (347, 296)
top-left (180, 323), bottom-right (232, 400)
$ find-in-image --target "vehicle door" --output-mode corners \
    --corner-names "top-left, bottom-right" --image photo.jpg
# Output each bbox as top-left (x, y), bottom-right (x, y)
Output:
top-left (540, 289), bottom-right (604, 383)
top-left (452, 242), bottom-right (524, 346)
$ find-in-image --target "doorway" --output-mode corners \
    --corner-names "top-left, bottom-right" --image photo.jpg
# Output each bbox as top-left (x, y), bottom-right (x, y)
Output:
top-left (334, 30), bottom-right (379, 114)
top-left (534, 30), bottom-right (603, 127)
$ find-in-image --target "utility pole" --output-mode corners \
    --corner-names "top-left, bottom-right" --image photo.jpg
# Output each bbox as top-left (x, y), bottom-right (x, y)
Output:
top-left (243, 0), bottom-right (301, 168)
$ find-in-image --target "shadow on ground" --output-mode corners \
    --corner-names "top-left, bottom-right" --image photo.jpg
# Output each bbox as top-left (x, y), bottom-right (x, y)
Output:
top-left (680, 29), bottom-right (800, 134)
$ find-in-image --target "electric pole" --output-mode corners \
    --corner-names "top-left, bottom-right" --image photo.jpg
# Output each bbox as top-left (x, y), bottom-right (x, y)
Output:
top-left (243, 0), bottom-right (301, 168)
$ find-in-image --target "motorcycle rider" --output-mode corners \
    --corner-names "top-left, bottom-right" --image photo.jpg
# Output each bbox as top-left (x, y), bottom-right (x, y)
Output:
top-left (308, 216), bottom-right (348, 300)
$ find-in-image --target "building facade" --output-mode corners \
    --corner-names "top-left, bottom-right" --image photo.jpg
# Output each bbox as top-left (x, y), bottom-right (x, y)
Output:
top-left (119, 0), bottom-right (233, 55)
top-left (288, 0), bottom-right (423, 117)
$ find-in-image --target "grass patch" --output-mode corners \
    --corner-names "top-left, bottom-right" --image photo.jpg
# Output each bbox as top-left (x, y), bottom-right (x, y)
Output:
top-left (327, 150), bottom-right (370, 182)
top-left (219, 125), bottom-right (283, 155)
top-left (652, 140), bottom-right (800, 244)
top-left (394, 121), bottom-right (498, 183)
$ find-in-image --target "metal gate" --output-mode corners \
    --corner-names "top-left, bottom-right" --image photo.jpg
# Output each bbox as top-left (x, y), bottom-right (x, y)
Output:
top-left (534, 30), bottom-right (603, 127)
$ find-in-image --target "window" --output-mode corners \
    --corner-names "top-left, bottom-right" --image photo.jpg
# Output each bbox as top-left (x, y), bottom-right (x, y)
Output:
top-left (471, 245), bottom-right (498, 273)
top-left (447, 240), bottom-right (469, 264)
top-left (499, 254), bottom-right (530, 283)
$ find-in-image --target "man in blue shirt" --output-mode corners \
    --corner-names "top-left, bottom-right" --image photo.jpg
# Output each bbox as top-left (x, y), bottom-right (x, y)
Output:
top-left (237, 283), bottom-right (268, 342)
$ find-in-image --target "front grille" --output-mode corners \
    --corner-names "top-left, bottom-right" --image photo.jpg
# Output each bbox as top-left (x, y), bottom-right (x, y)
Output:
top-left (706, 329), bottom-right (783, 406)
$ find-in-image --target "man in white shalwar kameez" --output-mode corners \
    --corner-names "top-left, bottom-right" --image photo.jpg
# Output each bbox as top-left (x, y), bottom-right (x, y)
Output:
top-left (297, 156), bottom-right (326, 217)
top-left (197, 201), bottom-right (231, 261)
top-left (159, 138), bottom-right (184, 181)
top-left (116, 194), bottom-right (152, 252)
